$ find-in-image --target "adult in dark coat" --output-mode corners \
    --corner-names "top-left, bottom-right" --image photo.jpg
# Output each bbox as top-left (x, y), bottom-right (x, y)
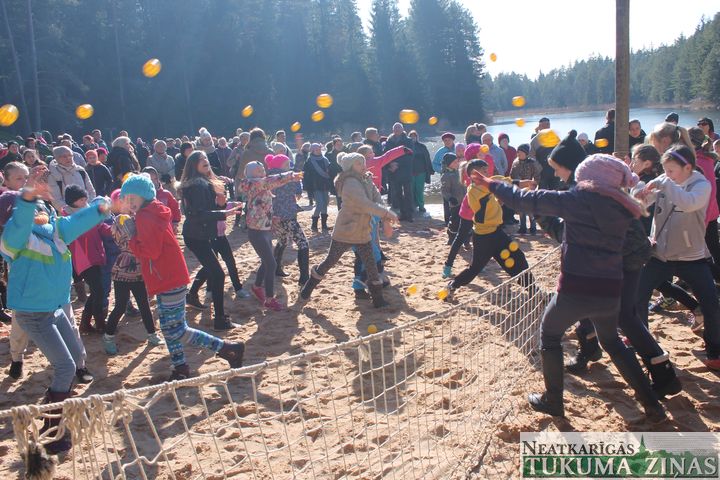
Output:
top-left (106, 136), bottom-right (140, 189)
top-left (594, 108), bottom-right (615, 154)
top-left (408, 130), bottom-right (433, 213)
top-left (384, 123), bottom-right (415, 221)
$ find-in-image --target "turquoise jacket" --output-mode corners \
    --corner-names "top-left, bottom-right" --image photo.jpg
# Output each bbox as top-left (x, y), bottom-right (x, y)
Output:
top-left (0, 196), bottom-right (108, 312)
top-left (433, 146), bottom-right (453, 174)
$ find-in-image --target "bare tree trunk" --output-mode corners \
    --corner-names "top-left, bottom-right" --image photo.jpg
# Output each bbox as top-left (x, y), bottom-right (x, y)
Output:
top-left (110, 0), bottom-right (127, 127)
top-left (0, 0), bottom-right (32, 133)
top-left (26, 0), bottom-right (41, 130)
top-left (615, 0), bottom-right (630, 158)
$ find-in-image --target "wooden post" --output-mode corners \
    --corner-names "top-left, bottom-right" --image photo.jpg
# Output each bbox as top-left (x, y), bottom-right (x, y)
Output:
top-left (615, 0), bottom-right (630, 158)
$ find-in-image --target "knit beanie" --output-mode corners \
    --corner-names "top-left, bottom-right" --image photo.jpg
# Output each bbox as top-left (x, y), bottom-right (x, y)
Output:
top-left (244, 161), bottom-right (265, 179)
top-left (575, 154), bottom-right (639, 189)
top-left (517, 143), bottom-right (530, 155)
top-left (338, 152), bottom-right (364, 172)
top-left (498, 133), bottom-right (509, 143)
top-left (120, 173), bottom-right (156, 200)
top-left (442, 152), bottom-right (458, 168)
top-left (266, 154), bottom-right (289, 170)
top-left (549, 131), bottom-right (586, 172)
top-left (64, 184), bottom-right (88, 206)
top-left (199, 127), bottom-right (212, 142)
top-left (464, 143), bottom-right (482, 161)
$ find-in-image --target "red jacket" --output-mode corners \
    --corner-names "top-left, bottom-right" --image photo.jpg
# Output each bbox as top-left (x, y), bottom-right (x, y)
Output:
top-left (367, 146), bottom-right (406, 189)
top-left (63, 207), bottom-right (111, 275)
top-left (156, 188), bottom-right (181, 224)
top-left (129, 199), bottom-right (190, 296)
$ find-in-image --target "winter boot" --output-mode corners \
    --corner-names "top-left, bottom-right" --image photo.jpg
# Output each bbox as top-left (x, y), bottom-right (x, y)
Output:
top-left (213, 315), bottom-right (237, 332)
top-left (169, 363), bottom-right (191, 381)
top-left (608, 347), bottom-right (666, 422)
top-left (73, 281), bottom-right (87, 303)
top-left (528, 346), bottom-right (565, 417)
top-left (78, 309), bottom-right (95, 334)
top-left (368, 283), bottom-right (389, 308)
top-left (300, 267), bottom-right (323, 300)
top-left (643, 352), bottom-right (682, 399)
top-left (297, 248), bottom-right (310, 285)
top-left (311, 216), bottom-right (319, 232)
top-left (274, 244), bottom-right (288, 277)
top-left (217, 341), bottom-right (245, 368)
top-left (321, 214), bottom-right (331, 232)
top-left (566, 331), bottom-right (602, 374)
top-left (40, 390), bottom-right (72, 454)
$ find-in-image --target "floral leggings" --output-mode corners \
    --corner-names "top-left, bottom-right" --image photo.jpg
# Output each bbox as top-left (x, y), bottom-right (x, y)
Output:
top-left (274, 218), bottom-right (309, 250)
top-left (316, 240), bottom-right (380, 286)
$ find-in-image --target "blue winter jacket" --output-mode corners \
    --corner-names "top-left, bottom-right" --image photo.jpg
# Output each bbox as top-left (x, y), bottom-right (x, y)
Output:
top-left (0, 196), bottom-right (108, 312)
top-left (269, 168), bottom-right (302, 220)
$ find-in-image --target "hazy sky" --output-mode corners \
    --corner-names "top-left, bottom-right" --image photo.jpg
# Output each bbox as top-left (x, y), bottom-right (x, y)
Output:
top-left (356, 0), bottom-right (720, 79)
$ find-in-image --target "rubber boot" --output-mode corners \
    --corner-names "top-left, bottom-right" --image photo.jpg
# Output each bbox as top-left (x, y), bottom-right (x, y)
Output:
top-left (311, 216), bottom-right (319, 232)
top-left (608, 347), bottom-right (666, 422)
top-left (297, 248), bottom-right (310, 286)
top-left (300, 267), bottom-right (322, 300)
top-left (40, 389), bottom-right (72, 454)
top-left (368, 283), bottom-right (389, 308)
top-left (73, 281), bottom-right (86, 303)
top-left (566, 332), bottom-right (602, 374)
top-left (78, 308), bottom-right (95, 334)
top-left (321, 214), bottom-right (331, 232)
top-left (217, 341), bottom-right (245, 368)
top-left (274, 244), bottom-right (288, 277)
top-left (643, 352), bottom-right (682, 399)
top-left (528, 346), bottom-right (565, 417)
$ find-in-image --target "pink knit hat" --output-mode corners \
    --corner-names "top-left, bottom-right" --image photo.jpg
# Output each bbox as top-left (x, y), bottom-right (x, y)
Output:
top-left (266, 154), bottom-right (289, 170)
top-left (575, 154), bottom-right (639, 188)
top-left (464, 143), bottom-right (482, 161)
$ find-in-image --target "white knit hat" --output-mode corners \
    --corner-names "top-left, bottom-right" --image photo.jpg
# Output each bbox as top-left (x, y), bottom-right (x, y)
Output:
top-left (338, 152), bottom-right (365, 172)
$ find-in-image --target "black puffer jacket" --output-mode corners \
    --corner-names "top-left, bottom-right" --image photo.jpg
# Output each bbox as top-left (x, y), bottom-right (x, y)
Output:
top-left (106, 146), bottom-right (140, 188)
top-left (180, 177), bottom-right (225, 241)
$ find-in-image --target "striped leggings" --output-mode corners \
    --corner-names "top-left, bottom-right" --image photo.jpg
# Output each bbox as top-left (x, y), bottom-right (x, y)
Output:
top-left (156, 287), bottom-right (224, 367)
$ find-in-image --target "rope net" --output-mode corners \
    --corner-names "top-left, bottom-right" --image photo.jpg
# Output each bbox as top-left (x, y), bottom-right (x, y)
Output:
top-left (1, 247), bottom-right (560, 479)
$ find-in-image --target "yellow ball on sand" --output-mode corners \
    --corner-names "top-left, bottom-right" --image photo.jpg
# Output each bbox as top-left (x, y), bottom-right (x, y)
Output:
top-left (367, 324), bottom-right (378, 334)
top-left (142, 58), bottom-right (162, 78)
top-left (537, 129), bottom-right (560, 148)
top-left (76, 104), bottom-right (94, 120)
top-left (428, 116), bottom-right (438, 126)
top-left (316, 93), bottom-right (333, 109)
top-left (512, 96), bottom-right (526, 108)
top-left (508, 241), bottom-right (519, 252)
top-left (596, 138), bottom-right (609, 148)
top-left (291, 121), bottom-right (301, 132)
top-left (0, 104), bottom-right (19, 127)
top-left (437, 288), bottom-right (449, 300)
top-left (311, 110), bottom-right (324, 122)
top-left (500, 249), bottom-right (510, 260)
top-left (241, 105), bottom-right (254, 118)
top-left (515, 118), bottom-right (525, 127)
top-left (399, 109), bottom-right (419, 124)
top-left (406, 284), bottom-right (418, 295)
top-left (504, 258), bottom-right (515, 269)
top-left (490, 53), bottom-right (497, 62)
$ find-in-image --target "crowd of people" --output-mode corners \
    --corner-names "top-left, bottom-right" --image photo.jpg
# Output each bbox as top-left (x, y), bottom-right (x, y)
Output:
top-left (1, 110), bottom-right (720, 453)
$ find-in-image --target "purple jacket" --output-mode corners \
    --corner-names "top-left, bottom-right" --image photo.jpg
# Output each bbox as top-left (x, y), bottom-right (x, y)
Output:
top-left (490, 182), bottom-right (632, 297)
top-left (268, 168), bottom-right (302, 220)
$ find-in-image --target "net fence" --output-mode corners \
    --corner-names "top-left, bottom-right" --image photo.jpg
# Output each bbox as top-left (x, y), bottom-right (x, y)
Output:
top-left (1, 246), bottom-right (560, 479)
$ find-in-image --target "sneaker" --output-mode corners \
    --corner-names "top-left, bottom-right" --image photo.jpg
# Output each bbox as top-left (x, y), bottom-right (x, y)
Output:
top-left (442, 265), bottom-right (452, 279)
top-left (186, 293), bottom-right (208, 311)
top-left (235, 288), bottom-right (251, 299)
top-left (251, 286), bottom-right (266, 304)
top-left (147, 333), bottom-right (164, 346)
top-left (75, 367), bottom-right (94, 384)
top-left (354, 289), bottom-right (371, 300)
top-left (264, 297), bottom-right (285, 312)
top-left (169, 364), bottom-right (191, 381)
top-left (649, 296), bottom-right (676, 313)
top-left (704, 358), bottom-right (720, 371)
top-left (688, 308), bottom-right (704, 337)
top-left (103, 334), bottom-right (118, 355)
top-left (9, 361), bottom-right (22, 379)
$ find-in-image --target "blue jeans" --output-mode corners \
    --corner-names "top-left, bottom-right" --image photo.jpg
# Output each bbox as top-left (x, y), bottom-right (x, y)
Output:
top-left (14, 309), bottom-right (83, 392)
top-left (313, 190), bottom-right (329, 217)
top-left (636, 257), bottom-right (720, 358)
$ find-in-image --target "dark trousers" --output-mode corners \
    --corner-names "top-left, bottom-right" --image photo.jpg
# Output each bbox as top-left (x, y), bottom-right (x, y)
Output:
top-left (637, 257), bottom-right (720, 358)
top-left (445, 218), bottom-right (473, 268)
top-left (656, 281), bottom-right (698, 310)
top-left (705, 220), bottom-right (720, 281)
top-left (443, 199), bottom-right (450, 225)
top-left (188, 236), bottom-right (243, 293)
top-left (105, 281), bottom-right (155, 336)
top-left (397, 179), bottom-right (414, 220)
top-left (447, 205), bottom-right (461, 239)
top-left (81, 265), bottom-right (104, 324)
top-left (186, 236), bottom-right (226, 319)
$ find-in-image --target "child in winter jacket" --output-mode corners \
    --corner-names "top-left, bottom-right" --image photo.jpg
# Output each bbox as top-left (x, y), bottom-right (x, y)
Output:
top-left (267, 154), bottom-right (310, 286)
top-left (120, 173), bottom-right (245, 381)
top-left (63, 185), bottom-right (112, 333)
top-left (440, 153), bottom-right (466, 244)
top-left (240, 160), bottom-right (302, 311)
top-left (300, 153), bottom-right (398, 308)
top-left (510, 144), bottom-right (542, 234)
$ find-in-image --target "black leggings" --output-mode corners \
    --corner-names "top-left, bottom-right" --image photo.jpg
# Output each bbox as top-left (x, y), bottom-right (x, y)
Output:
top-left (190, 236), bottom-right (243, 293)
top-left (185, 236), bottom-right (226, 319)
top-left (451, 229), bottom-right (535, 293)
top-left (445, 218), bottom-right (473, 268)
top-left (81, 265), bottom-right (104, 323)
top-left (105, 281), bottom-right (155, 336)
top-left (705, 220), bottom-right (720, 281)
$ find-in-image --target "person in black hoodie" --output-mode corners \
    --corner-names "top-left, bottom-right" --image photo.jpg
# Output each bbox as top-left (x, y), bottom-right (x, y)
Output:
top-left (179, 151), bottom-right (242, 331)
top-left (384, 123), bottom-right (415, 221)
top-left (408, 130), bottom-right (433, 213)
top-left (84, 149), bottom-right (113, 197)
top-left (594, 108), bottom-right (615, 154)
top-left (175, 142), bottom-right (193, 181)
top-left (325, 138), bottom-right (344, 209)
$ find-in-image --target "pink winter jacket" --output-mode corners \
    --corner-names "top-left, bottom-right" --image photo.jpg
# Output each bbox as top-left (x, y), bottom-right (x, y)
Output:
top-left (696, 150), bottom-right (719, 226)
top-left (63, 206), bottom-right (112, 275)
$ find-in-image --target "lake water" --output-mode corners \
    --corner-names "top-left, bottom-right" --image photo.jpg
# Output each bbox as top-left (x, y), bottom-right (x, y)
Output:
top-left (421, 106), bottom-right (720, 203)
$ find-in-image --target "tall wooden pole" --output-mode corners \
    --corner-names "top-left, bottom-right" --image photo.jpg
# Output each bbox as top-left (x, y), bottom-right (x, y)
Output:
top-left (615, 0), bottom-right (630, 158)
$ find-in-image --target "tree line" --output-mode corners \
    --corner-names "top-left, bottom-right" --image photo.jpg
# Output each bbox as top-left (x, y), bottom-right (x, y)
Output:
top-left (0, 0), bottom-right (484, 138)
top-left (483, 13), bottom-right (720, 112)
